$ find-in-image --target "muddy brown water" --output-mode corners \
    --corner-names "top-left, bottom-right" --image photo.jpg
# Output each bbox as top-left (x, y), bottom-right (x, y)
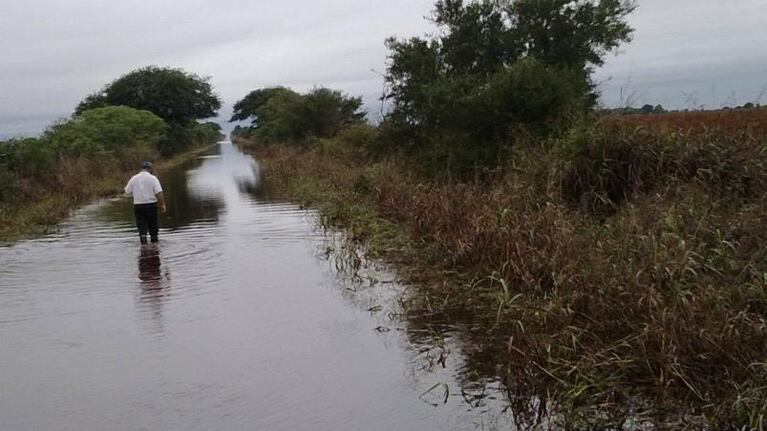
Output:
top-left (0, 142), bottom-right (515, 431)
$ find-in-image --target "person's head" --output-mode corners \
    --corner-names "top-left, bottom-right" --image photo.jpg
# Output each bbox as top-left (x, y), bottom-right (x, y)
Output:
top-left (142, 161), bottom-right (154, 173)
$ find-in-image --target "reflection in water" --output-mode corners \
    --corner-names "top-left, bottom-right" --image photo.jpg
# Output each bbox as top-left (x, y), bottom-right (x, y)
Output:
top-left (138, 245), bottom-right (163, 286)
top-left (0, 141), bottom-right (515, 431)
top-left (97, 147), bottom-right (225, 231)
top-left (137, 244), bottom-right (170, 335)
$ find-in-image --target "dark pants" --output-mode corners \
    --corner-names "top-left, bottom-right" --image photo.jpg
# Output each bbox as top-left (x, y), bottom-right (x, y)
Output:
top-left (134, 203), bottom-right (159, 243)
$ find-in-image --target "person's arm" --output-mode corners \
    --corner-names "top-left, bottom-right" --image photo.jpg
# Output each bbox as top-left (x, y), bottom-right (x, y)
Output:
top-left (156, 191), bottom-right (167, 214)
top-left (153, 177), bottom-right (166, 213)
top-left (124, 177), bottom-right (134, 195)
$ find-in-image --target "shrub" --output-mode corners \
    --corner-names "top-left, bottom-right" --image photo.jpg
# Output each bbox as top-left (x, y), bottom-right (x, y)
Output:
top-left (383, 59), bottom-right (589, 177)
top-left (191, 121), bottom-right (223, 145)
top-left (558, 122), bottom-right (767, 214)
top-left (7, 138), bottom-right (56, 181)
top-left (45, 106), bottom-right (167, 158)
top-left (333, 124), bottom-right (382, 157)
top-left (1, 107), bottom-right (168, 206)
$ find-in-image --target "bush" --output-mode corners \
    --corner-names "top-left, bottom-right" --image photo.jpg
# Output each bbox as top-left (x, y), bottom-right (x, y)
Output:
top-left (193, 122), bottom-right (223, 142)
top-left (558, 122), bottom-right (767, 214)
top-left (75, 66), bottom-right (222, 156)
top-left (333, 124), bottom-right (382, 157)
top-left (1, 107), bottom-right (168, 206)
top-left (486, 60), bottom-right (587, 132)
top-left (0, 141), bottom-right (17, 203)
top-left (254, 89), bottom-right (308, 142)
top-left (7, 138), bottom-right (56, 181)
top-left (45, 106), bottom-right (167, 158)
top-left (383, 59), bottom-right (588, 177)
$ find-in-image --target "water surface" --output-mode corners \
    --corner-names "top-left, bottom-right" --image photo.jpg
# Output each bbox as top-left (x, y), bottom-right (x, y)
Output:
top-left (0, 142), bottom-right (512, 430)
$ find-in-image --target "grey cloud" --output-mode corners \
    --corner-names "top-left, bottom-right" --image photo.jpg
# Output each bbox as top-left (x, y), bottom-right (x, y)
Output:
top-left (595, 0), bottom-right (767, 109)
top-left (1, 0), bottom-right (435, 137)
top-left (1, 0), bottom-right (766, 138)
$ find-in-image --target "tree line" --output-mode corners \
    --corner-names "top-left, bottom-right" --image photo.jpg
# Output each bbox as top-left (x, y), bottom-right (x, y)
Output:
top-left (231, 0), bottom-right (636, 176)
top-left (2, 0), bottom-right (638, 210)
top-left (1, 67), bottom-right (223, 207)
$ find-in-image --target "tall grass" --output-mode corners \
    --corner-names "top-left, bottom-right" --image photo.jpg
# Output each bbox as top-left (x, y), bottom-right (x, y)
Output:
top-left (237, 112), bottom-right (767, 428)
top-left (0, 115), bottom-right (220, 241)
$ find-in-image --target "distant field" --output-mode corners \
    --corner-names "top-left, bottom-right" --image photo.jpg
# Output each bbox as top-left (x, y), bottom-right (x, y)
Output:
top-left (604, 107), bottom-right (767, 133)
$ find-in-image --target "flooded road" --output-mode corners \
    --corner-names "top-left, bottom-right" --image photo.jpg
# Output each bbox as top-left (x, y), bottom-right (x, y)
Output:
top-left (0, 142), bottom-right (512, 430)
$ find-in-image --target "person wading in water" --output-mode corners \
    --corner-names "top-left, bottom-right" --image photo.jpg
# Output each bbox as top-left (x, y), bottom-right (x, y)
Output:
top-left (125, 161), bottom-right (167, 244)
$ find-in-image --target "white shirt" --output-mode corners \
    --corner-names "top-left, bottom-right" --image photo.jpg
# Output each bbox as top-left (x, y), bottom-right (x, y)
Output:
top-left (125, 171), bottom-right (163, 204)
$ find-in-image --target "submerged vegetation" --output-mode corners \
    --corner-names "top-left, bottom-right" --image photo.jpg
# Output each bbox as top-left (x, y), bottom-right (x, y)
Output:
top-left (0, 67), bottom-right (222, 240)
top-left (231, 0), bottom-right (767, 428)
top-left (238, 108), bottom-right (767, 429)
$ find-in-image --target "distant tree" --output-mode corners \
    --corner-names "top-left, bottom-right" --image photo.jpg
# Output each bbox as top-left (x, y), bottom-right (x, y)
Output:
top-left (198, 121), bottom-right (222, 133)
top-left (386, 0), bottom-right (636, 121)
top-left (640, 104), bottom-right (654, 114)
top-left (190, 121), bottom-right (224, 143)
top-left (75, 66), bottom-right (221, 126)
top-left (303, 88), bottom-right (366, 137)
top-left (75, 66), bottom-right (221, 155)
top-left (653, 104), bottom-right (666, 114)
top-left (230, 87), bottom-right (294, 124)
top-left (383, 0), bottom-right (636, 173)
top-left (233, 87), bottom-right (365, 143)
top-left (254, 89), bottom-right (307, 142)
top-left (231, 125), bottom-right (248, 137)
top-left (75, 92), bottom-right (109, 113)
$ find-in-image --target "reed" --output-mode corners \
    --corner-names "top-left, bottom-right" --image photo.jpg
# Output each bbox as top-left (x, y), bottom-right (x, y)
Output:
top-left (236, 110), bottom-right (767, 428)
top-left (0, 143), bottom-right (215, 241)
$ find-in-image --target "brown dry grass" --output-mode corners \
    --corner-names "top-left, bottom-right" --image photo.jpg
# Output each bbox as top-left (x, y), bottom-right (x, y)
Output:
top-left (0, 144), bottom-right (214, 241)
top-left (236, 113), bottom-right (767, 428)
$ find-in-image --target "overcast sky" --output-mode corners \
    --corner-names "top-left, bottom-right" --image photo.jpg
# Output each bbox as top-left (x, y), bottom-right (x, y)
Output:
top-left (1, 0), bottom-right (766, 138)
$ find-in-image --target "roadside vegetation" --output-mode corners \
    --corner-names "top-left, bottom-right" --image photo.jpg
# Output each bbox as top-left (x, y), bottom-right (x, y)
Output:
top-left (232, 0), bottom-right (767, 428)
top-left (0, 67), bottom-right (222, 240)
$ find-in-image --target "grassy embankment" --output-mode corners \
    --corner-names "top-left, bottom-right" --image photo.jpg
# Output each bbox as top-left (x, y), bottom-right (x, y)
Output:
top-left (236, 109), bottom-right (767, 428)
top-left (0, 142), bottom-right (215, 241)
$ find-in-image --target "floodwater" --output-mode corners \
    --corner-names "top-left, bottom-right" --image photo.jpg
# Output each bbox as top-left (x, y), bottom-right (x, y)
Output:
top-left (0, 142), bottom-right (514, 431)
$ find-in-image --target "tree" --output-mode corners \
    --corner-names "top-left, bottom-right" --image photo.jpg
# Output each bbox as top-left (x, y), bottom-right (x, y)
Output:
top-left (303, 88), bottom-right (366, 137)
top-left (75, 66), bottom-right (221, 126)
top-left (75, 92), bottom-right (108, 113)
top-left (230, 87), bottom-right (294, 123)
top-left (383, 0), bottom-right (636, 171)
top-left (192, 122), bottom-right (224, 143)
top-left (231, 87), bottom-right (365, 143)
top-left (507, 0), bottom-right (636, 70)
top-left (385, 0), bottom-right (634, 133)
